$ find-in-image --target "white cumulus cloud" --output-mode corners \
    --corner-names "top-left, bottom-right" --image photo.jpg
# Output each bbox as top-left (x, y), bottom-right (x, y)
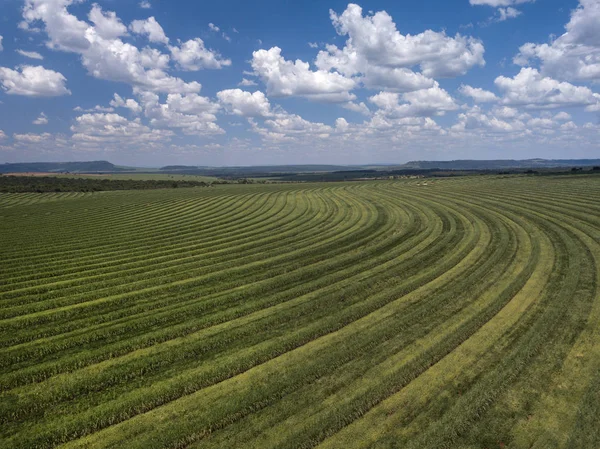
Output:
top-left (0, 65), bottom-right (70, 96)
top-left (251, 46), bottom-right (356, 102)
top-left (342, 101), bottom-right (371, 116)
top-left (129, 17), bottom-right (168, 44)
top-left (459, 84), bottom-right (499, 102)
top-left (136, 90), bottom-right (223, 136)
top-left (451, 105), bottom-right (526, 134)
top-left (554, 111), bottom-right (572, 121)
top-left (71, 112), bottom-right (174, 150)
top-left (21, 0), bottom-right (223, 93)
top-left (369, 82), bottom-right (458, 118)
top-left (495, 67), bottom-right (600, 108)
top-left (217, 89), bottom-right (273, 117)
top-left (170, 38), bottom-right (231, 70)
top-left (90, 4), bottom-right (128, 40)
top-left (514, 0), bottom-right (600, 82)
top-left (110, 93), bottom-right (142, 114)
top-left (314, 3), bottom-right (485, 92)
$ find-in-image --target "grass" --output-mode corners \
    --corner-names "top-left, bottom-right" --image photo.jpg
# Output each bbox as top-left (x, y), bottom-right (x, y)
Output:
top-left (0, 175), bottom-right (599, 449)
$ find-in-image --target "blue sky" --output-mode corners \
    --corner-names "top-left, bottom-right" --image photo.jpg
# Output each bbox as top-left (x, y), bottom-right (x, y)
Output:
top-left (0, 0), bottom-right (598, 166)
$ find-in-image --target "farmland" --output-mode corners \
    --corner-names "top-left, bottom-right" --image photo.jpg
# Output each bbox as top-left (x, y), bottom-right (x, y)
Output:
top-left (1, 174), bottom-right (599, 449)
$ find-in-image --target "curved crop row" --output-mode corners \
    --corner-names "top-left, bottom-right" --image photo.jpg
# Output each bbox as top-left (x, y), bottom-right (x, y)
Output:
top-left (0, 175), bottom-right (598, 449)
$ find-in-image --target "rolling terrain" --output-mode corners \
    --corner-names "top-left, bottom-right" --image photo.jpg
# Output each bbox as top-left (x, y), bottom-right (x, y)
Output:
top-left (1, 174), bottom-right (599, 448)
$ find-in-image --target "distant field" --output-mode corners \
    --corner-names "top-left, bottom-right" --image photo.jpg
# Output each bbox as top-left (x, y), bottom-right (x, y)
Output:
top-left (1, 175), bottom-right (599, 448)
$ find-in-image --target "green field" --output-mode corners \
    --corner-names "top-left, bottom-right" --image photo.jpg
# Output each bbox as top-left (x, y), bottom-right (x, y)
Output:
top-left (1, 175), bottom-right (599, 448)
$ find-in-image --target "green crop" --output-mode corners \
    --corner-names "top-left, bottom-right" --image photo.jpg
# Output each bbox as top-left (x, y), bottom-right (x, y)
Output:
top-left (1, 175), bottom-right (599, 449)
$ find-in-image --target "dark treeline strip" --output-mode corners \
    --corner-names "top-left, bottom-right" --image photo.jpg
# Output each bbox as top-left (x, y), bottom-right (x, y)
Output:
top-left (0, 176), bottom-right (211, 193)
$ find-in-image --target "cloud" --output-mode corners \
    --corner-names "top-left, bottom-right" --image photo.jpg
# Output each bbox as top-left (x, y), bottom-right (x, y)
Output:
top-left (9, 0), bottom-right (597, 162)
top-left (514, 0), bottom-right (600, 82)
top-left (451, 105), bottom-right (526, 133)
top-left (251, 46), bottom-right (356, 102)
top-left (493, 106), bottom-right (517, 118)
top-left (169, 38), bottom-right (231, 70)
top-left (16, 49), bottom-right (44, 60)
top-left (459, 84), bottom-right (499, 102)
top-left (0, 130), bottom-right (6, 140)
top-left (238, 78), bottom-right (257, 87)
top-left (554, 111), bottom-right (572, 121)
top-left (129, 17), bottom-right (168, 44)
top-left (33, 112), bottom-right (48, 125)
top-left (71, 112), bottom-right (174, 150)
top-left (0, 36), bottom-right (3, 52)
top-left (496, 7), bottom-right (522, 21)
top-left (342, 101), bottom-right (371, 116)
top-left (369, 92), bottom-right (402, 110)
top-left (17, 20), bottom-right (41, 33)
top-left (585, 102), bottom-right (600, 112)
top-left (208, 23), bottom-right (231, 41)
top-left (495, 67), bottom-right (600, 108)
top-left (448, 106), bottom-right (594, 145)
top-left (560, 121), bottom-right (578, 130)
top-left (0, 65), bottom-right (70, 96)
top-left (527, 117), bottom-right (559, 129)
top-left (23, 0), bottom-right (90, 52)
top-left (139, 1), bottom-right (151, 9)
top-left (213, 94), bottom-right (344, 143)
top-left (21, 0), bottom-right (215, 93)
top-left (217, 89), bottom-right (273, 117)
top-left (110, 93), bottom-right (142, 114)
top-left (335, 117), bottom-right (349, 131)
top-left (7, 131), bottom-right (70, 154)
top-left (469, 0), bottom-right (533, 5)
top-left (369, 83), bottom-right (458, 118)
top-left (471, 0), bottom-right (528, 25)
top-left (224, 92), bottom-right (597, 159)
top-left (261, 114), bottom-right (333, 138)
top-left (74, 105), bottom-right (114, 113)
top-left (246, 108), bottom-right (450, 154)
top-left (89, 4), bottom-right (128, 40)
top-left (136, 90), bottom-right (224, 136)
top-left (13, 132), bottom-right (55, 143)
top-left (314, 3), bottom-right (485, 92)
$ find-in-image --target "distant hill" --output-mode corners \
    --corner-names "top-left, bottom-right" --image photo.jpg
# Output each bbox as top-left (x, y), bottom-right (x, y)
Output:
top-left (401, 159), bottom-right (600, 170)
top-left (0, 161), bottom-right (122, 174)
top-left (160, 165), bottom-right (201, 171)
top-left (3, 159), bottom-right (599, 177)
top-left (160, 160), bottom-right (600, 175)
top-left (159, 164), bottom-right (354, 175)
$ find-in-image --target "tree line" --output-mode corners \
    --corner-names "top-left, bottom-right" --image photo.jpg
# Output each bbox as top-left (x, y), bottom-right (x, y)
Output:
top-left (0, 176), bottom-right (211, 193)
